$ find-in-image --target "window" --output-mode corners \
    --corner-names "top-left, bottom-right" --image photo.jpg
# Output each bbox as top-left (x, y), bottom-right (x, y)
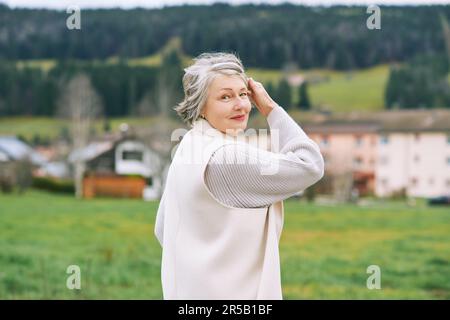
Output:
top-left (122, 150), bottom-right (143, 161)
top-left (381, 178), bottom-right (388, 187)
top-left (447, 134), bottom-right (450, 144)
top-left (353, 157), bottom-right (363, 166)
top-left (447, 157), bottom-right (450, 165)
top-left (414, 155), bottom-right (420, 163)
top-left (429, 177), bottom-right (434, 186)
top-left (410, 177), bottom-right (418, 187)
top-left (380, 135), bottom-right (389, 145)
top-left (146, 177), bottom-right (153, 186)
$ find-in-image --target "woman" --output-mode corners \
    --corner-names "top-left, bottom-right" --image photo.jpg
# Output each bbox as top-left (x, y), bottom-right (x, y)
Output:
top-left (154, 52), bottom-right (324, 300)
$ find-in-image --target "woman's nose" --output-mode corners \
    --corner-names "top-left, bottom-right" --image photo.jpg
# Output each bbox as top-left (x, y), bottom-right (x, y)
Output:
top-left (234, 96), bottom-right (250, 110)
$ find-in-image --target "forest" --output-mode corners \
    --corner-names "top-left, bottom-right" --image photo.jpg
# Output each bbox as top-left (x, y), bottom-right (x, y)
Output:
top-left (1, 3), bottom-right (450, 117)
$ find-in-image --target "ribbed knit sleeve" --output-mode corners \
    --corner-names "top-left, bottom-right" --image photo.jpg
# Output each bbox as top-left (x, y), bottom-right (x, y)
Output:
top-left (204, 105), bottom-right (325, 208)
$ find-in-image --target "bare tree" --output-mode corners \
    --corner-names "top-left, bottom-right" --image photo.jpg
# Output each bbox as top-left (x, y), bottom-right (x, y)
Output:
top-left (156, 69), bottom-right (178, 117)
top-left (136, 66), bottom-right (180, 118)
top-left (15, 158), bottom-right (33, 194)
top-left (134, 91), bottom-right (156, 117)
top-left (58, 73), bottom-right (103, 198)
top-left (134, 52), bottom-right (184, 197)
top-left (332, 171), bottom-right (354, 203)
top-left (321, 145), bottom-right (356, 203)
top-left (136, 114), bottom-right (182, 198)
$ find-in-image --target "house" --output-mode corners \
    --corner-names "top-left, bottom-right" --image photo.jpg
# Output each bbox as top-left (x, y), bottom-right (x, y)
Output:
top-left (35, 161), bottom-right (71, 179)
top-left (303, 121), bottom-right (379, 196)
top-left (374, 110), bottom-right (450, 198)
top-left (0, 136), bottom-right (46, 166)
top-left (0, 135), bottom-right (47, 191)
top-left (68, 135), bottom-right (164, 200)
top-left (33, 143), bottom-right (72, 179)
top-left (301, 108), bottom-right (450, 198)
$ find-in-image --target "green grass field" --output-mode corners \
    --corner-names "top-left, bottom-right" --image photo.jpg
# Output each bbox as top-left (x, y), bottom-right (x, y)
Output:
top-left (0, 116), bottom-right (170, 141)
top-left (306, 65), bottom-right (389, 112)
top-left (1, 190), bottom-right (449, 299)
top-left (248, 64), bottom-right (389, 112)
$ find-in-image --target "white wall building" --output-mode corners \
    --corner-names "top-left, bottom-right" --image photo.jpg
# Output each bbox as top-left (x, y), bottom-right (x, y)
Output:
top-left (300, 108), bottom-right (450, 199)
top-left (376, 131), bottom-right (450, 198)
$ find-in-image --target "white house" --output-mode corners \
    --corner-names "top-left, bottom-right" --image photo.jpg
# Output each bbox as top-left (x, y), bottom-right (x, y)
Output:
top-left (68, 136), bottom-right (164, 200)
top-left (375, 111), bottom-right (450, 198)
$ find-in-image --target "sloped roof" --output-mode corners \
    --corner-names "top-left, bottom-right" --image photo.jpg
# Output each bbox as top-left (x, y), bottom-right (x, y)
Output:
top-left (67, 135), bottom-right (159, 163)
top-left (68, 141), bottom-right (114, 163)
top-left (303, 121), bottom-right (379, 134)
top-left (299, 108), bottom-right (450, 133)
top-left (372, 109), bottom-right (450, 132)
top-left (0, 136), bottom-right (46, 165)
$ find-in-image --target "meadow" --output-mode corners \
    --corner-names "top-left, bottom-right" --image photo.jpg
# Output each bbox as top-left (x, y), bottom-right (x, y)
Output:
top-left (0, 190), bottom-right (449, 299)
top-left (247, 64), bottom-right (389, 112)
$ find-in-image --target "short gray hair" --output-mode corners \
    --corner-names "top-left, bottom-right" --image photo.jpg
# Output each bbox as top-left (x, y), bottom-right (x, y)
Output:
top-left (174, 52), bottom-right (248, 126)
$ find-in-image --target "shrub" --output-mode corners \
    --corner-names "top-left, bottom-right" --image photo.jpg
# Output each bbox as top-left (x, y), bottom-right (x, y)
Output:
top-left (31, 176), bottom-right (75, 194)
top-left (390, 187), bottom-right (407, 200)
top-left (0, 176), bottom-right (14, 193)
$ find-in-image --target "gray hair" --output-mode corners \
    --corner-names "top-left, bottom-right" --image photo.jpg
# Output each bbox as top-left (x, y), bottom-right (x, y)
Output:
top-left (174, 52), bottom-right (248, 126)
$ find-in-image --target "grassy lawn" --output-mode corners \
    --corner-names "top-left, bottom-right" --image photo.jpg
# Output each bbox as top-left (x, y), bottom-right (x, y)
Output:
top-left (307, 65), bottom-right (389, 112)
top-left (0, 190), bottom-right (449, 299)
top-left (281, 200), bottom-right (450, 299)
top-left (247, 64), bottom-right (389, 112)
top-left (0, 116), bottom-right (175, 141)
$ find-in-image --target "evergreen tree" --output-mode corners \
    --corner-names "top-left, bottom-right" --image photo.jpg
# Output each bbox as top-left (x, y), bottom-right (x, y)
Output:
top-left (298, 81), bottom-right (311, 110)
top-left (277, 79), bottom-right (292, 109)
top-left (265, 81), bottom-right (276, 99)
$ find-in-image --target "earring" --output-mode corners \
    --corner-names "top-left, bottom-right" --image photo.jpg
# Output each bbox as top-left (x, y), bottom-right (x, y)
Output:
top-left (200, 114), bottom-right (206, 119)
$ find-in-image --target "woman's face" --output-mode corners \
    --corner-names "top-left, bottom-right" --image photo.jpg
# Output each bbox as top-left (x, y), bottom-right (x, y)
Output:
top-left (202, 74), bottom-right (251, 136)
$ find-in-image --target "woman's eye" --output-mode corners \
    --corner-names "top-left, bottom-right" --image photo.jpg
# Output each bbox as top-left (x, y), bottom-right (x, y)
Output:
top-left (221, 92), bottom-right (247, 100)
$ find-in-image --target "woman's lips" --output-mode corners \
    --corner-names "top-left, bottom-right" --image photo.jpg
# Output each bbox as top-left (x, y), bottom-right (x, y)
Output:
top-left (230, 114), bottom-right (246, 121)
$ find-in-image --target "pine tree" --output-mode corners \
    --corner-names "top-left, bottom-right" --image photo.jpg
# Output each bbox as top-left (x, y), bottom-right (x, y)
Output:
top-left (266, 81), bottom-right (276, 100)
top-left (277, 79), bottom-right (292, 110)
top-left (298, 81), bottom-right (311, 110)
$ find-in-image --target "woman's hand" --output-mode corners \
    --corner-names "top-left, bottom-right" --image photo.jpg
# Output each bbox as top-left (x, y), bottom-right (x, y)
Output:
top-left (247, 78), bottom-right (278, 117)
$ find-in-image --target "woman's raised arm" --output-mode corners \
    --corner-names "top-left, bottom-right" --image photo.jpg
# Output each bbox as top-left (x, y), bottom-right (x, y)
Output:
top-left (205, 104), bottom-right (324, 208)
